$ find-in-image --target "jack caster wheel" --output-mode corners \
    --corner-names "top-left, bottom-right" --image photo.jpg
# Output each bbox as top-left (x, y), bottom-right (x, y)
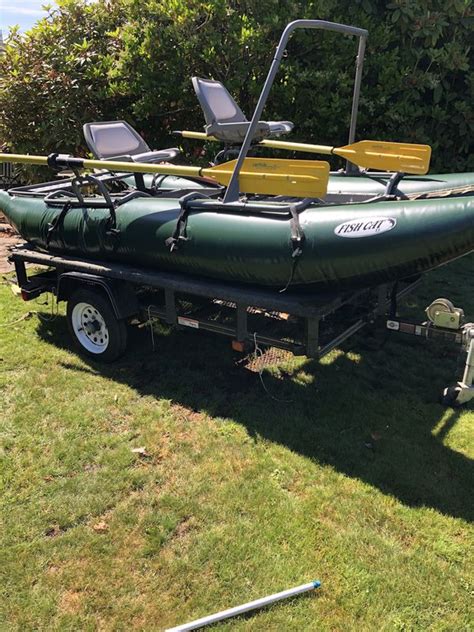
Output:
top-left (66, 288), bottom-right (127, 362)
top-left (440, 385), bottom-right (462, 408)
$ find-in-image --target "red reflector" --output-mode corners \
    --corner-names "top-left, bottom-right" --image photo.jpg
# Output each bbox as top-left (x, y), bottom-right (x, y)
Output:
top-left (21, 290), bottom-right (30, 301)
top-left (232, 340), bottom-right (245, 352)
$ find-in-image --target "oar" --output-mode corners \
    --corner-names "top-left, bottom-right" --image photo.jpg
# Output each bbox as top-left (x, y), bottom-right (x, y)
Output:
top-left (0, 153), bottom-right (330, 198)
top-left (177, 131), bottom-right (432, 175)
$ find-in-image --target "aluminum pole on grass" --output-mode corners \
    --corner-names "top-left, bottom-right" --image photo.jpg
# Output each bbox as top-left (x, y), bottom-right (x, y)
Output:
top-left (223, 19), bottom-right (368, 203)
top-left (166, 580), bottom-right (321, 631)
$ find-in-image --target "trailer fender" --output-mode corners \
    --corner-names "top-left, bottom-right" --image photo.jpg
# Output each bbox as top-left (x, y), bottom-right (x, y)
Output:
top-left (57, 272), bottom-right (139, 319)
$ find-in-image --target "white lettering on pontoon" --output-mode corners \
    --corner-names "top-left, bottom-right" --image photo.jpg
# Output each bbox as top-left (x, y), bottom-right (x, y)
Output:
top-left (334, 217), bottom-right (397, 238)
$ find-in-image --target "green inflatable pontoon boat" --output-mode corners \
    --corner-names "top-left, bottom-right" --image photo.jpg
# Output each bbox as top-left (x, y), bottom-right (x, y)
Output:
top-left (1, 169), bottom-right (473, 291)
top-left (0, 19), bottom-right (473, 292)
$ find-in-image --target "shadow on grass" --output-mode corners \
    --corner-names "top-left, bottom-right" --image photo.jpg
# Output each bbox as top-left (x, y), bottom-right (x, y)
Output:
top-left (35, 311), bottom-right (473, 523)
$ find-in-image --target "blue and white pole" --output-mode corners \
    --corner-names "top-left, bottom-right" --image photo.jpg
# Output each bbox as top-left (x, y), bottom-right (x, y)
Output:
top-left (166, 580), bottom-right (321, 631)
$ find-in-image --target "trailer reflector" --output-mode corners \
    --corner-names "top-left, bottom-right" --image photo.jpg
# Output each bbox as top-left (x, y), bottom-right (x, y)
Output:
top-left (177, 316), bottom-right (199, 329)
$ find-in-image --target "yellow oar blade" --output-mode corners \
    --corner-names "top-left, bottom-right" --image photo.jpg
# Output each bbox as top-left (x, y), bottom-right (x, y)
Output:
top-left (334, 140), bottom-right (432, 175)
top-left (207, 158), bottom-right (330, 197)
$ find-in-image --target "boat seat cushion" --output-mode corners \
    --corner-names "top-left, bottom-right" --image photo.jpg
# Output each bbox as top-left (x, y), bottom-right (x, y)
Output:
top-left (83, 121), bottom-right (180, 163)
top-left (192, 76), bottom-right (294, 144)
top-left (110, 149), bottom-right (180, 164)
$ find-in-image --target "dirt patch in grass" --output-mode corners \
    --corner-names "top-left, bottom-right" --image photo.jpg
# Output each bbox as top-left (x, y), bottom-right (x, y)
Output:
top-left (0, 228), bottom-right (20, 273)
top-left (60, 590), bottom-right (82, 615)
top-left (172, 515), bottom-right (196, 540)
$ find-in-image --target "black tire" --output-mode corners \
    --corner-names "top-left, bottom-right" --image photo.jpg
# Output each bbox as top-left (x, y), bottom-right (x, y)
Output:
top-left (66, 287), bottom-right (127, 362)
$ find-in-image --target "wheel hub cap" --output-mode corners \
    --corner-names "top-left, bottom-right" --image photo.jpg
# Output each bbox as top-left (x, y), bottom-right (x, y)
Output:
top-left (71, 302), bottom-right (110, 353)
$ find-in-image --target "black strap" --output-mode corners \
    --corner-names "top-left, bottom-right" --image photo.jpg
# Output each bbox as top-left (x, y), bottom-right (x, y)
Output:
top-left (46, 202), bottom-right (72, 247)
top-left (166, 192), bottom-right (209, 252)
top-left (280, 204), bottom-right (305, 293)
top-left (389, 281), bottom-right (399, 318)
top-left (288, 203), bottom-right (304, 246)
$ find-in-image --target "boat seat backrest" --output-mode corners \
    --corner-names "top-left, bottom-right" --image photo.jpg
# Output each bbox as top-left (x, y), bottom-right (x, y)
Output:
top-left (192, 77), bottom-right (294, 144)
top-left (192, 77), bottom-right (247, 126)
top-left (83, 121), bottom-right (180, 164)
top-left (84, 121), bottom-right (150, 159)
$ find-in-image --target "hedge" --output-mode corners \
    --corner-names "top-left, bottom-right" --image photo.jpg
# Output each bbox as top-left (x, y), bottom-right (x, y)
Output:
top-left (0, 0), bottom-right (472, 175)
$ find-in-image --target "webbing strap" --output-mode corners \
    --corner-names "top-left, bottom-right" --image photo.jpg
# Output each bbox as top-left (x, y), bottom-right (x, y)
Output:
top-left (166, 192), bottom-right (209, 252)
top-left (46, 202), bottom-right (72, 247)
top-left (280, 204), bottom-right (305, 293)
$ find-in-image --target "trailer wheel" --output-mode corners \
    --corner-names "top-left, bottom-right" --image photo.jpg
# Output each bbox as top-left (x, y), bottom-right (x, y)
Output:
top-left (66, 288), bottom-right (127, 362)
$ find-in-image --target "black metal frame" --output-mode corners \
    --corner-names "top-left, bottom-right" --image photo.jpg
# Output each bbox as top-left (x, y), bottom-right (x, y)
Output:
top-left (9, 245), bottom-right (421, 359)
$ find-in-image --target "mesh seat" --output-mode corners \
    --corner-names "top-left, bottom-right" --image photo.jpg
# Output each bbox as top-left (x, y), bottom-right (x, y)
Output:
top-left (192, 77), bottom-right (294, 144)
top-left (83, 121), bottom-right (179, 163)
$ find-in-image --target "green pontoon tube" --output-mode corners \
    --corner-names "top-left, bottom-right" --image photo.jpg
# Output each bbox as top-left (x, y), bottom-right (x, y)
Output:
top-left (1, 165), bottom-right (473, 290)
top-left (0, 19), bottom-right (473, 292)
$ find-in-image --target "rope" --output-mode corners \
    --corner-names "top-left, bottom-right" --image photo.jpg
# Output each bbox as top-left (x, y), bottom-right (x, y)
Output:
top-left (406, 184), bottom-right (474, 200)
top-left (0, 290), bottom-right (58, 328)
top-left (0, 311), bottom-right (36, 327)
top-left (147, 305), bottom-right (156, 351)
top-left (252, 332), bottom-right (293, 403)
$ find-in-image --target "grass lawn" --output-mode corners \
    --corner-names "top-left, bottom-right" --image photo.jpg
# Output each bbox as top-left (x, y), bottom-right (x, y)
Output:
top-left (1, 254), bottom-right (473, 631)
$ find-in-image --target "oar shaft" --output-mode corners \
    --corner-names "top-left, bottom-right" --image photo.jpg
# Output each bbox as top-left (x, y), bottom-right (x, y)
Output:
top-left (180, 131), bottom-right (212, 141)
top-left (84, 158), bottom-right (201, 177)
top-left (178, 131), bottom-right (335, 156)
top-left (0, 152), bottom-right (316, 178)
top-left (259, 139), bottom-right (334, 155)
top-left (0, 152), bottom-right (203, 177)
top-left (0, 152), bottom-right (329, 197)
top-left (0, 153), bottom-right (49, 166)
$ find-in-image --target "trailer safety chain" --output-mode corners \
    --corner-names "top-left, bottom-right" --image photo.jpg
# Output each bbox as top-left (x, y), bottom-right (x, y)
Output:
top-left (36, 292), bottom-right (59, 321)
top-left (146, 304), bottom-right (157, 351)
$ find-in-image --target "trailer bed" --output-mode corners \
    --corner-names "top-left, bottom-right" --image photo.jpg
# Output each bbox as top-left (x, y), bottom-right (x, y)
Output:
top-left (9, 244), bottom-right (420, 359)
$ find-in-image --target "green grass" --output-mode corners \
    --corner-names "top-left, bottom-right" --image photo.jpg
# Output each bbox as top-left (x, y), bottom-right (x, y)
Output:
top-left (1, 256), bottom-right (473, 631)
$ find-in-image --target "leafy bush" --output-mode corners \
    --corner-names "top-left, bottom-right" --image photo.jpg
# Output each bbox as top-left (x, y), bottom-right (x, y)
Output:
top-left (0, 0), bottom-right (472, 174)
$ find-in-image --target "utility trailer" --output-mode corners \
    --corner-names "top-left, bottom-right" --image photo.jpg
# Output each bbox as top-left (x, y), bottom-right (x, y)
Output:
top-left (8, 244), bottom-right (474, 406)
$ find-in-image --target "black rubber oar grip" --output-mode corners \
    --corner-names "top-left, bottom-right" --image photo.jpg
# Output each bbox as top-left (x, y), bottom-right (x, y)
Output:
top-left (47, 153), bottom-right (85, 170)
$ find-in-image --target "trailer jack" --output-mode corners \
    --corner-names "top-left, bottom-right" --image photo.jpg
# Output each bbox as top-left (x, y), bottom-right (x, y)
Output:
top-left (387, 298), bottom-right (474, 407)
top-left (442, 331), bottom-right (474, 406)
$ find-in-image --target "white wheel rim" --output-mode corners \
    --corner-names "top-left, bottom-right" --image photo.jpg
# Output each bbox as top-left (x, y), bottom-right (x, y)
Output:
top-left (71, 302), bottom-right (109, 354)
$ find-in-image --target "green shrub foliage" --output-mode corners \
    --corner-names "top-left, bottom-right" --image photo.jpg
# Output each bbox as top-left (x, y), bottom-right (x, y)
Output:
top-left (0, 0), bottom-right (472, 173)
